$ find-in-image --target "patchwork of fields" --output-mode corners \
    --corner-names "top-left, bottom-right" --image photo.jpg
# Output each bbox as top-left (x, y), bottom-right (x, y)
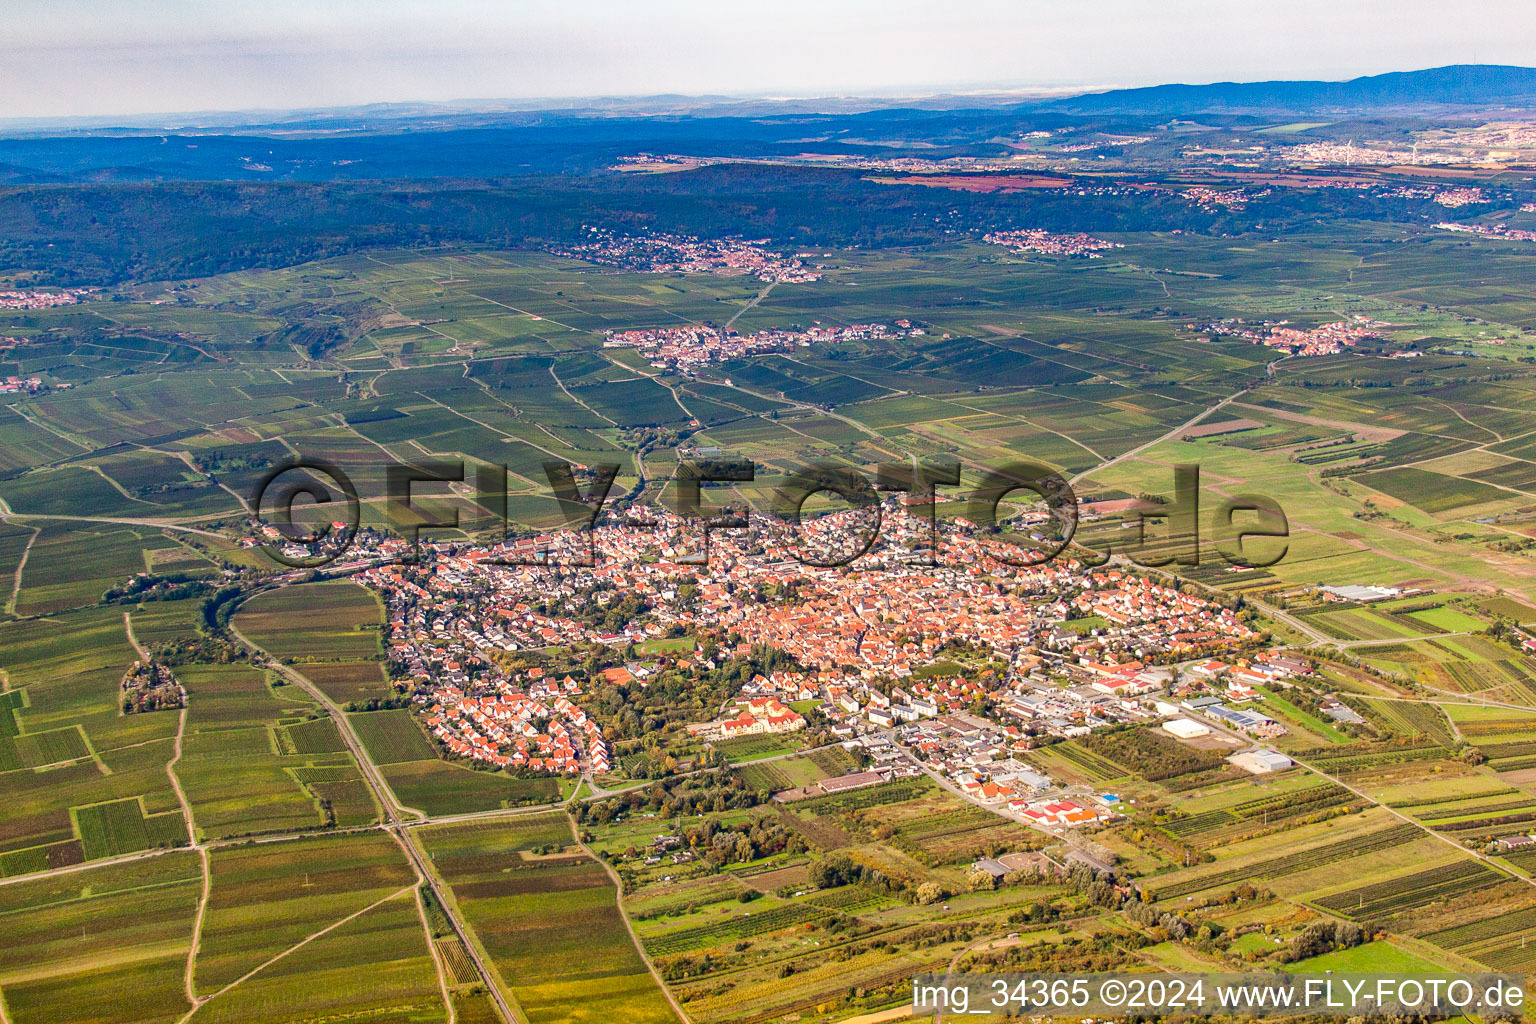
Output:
top-left (7, 207), bottom-right (1536, 1023)
top-left (419, 814), bottom-right (678, 1024)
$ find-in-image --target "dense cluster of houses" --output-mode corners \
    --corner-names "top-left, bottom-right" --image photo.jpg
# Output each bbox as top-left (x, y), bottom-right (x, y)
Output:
top-left (0, 375), bottom-right (43, 394)
top-left (1181, 185), bottom-right (1265, 210)
top-left (423, 676), bottom-right (610, 773)
top-left (1285, 141), bottom-right (1467, 167)
top-left (552, 229), bottom-right (822, 282)
top-left (1437, 221), bottom-right (1536, 243)
top-left (0, 288), bottom-right (92, 310)
top-left (350, 500), bottom-right (1267, 781)
top-left (1189, 315), bottom-right (1387, 356)
top-left (983, 229), bottom-right (1124, 258)
top-left (602, 320), bottom-right (917, 372)
top-left (1431, 187), bottom-right (1490, 208)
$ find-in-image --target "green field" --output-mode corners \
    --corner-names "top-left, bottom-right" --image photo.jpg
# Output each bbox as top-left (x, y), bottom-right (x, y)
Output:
top-left (191, 832), bottom-right (446, 1022)
top-left (350, 709), bottom-right (437, 765)
top-left (420, 815), bottom-right (679, 1024)
top-left (0, 854), bottom-right (204, 1024)
top-left (379, 759), bottom-right (561, 816)
top-left (234, 583), bottom-right (384, 662)
top-left (176, 664), bottom-right (358, 840)
top-left (1289, 940), bottom-right (1448, 973)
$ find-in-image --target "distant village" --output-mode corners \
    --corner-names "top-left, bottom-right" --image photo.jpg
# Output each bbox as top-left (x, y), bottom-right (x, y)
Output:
top-left (983, 229), bottom-right (1124, 258)
top-left (0, 375), bottom-right (45, 395)
top-left (1437, 221), bottom-right (1536, 243)
top-left (602, 320), bottom-right (920, 371)
top-left (1189, 315), bottom-right (1388, 356)
top-left (552, 229), bottom-right (822, 283)
top-left (0, 288), bottom-right (94, 310)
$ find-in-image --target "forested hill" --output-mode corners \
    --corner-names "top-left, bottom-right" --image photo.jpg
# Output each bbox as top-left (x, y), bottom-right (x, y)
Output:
top-left (1044, 64), bottom-right (1536, 115)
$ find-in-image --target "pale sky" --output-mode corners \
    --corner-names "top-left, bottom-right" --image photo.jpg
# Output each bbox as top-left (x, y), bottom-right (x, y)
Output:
top-left (4, 0), bottom-right (1535, 119)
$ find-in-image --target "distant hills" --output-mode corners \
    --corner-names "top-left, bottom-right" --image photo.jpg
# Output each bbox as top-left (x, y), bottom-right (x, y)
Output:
top-left (2, 64), bottom-right (1534, 182)
top-left (1040, 65), bottom-right (1536, 115)
top-left (8, 65), bottom-right (1536, 140)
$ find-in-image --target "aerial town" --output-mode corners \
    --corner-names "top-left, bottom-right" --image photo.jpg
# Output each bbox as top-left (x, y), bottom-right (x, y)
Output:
top-left (602, 320), bottom-right (919, 371)
top-left (552, 229), bottom-right (823, 282)
top-left (345, 499), bottom-right (1280, 803)
top-left (983, 228), bottom-right (1125, 257)
top-left (1188, 315), bottom-right (1389, 355)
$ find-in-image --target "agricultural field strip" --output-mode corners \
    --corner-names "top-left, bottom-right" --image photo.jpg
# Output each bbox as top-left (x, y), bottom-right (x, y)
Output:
top-left (3, 524), bottom-right (37, 616)
top-left (0, 759), bottom-right (700, 893)
top-left (127, 603), bottom-right (216, 1010)
top-left (166, 704), bottom-right (211, 1009)
top-left (412, 885), bottom-right (459, 1024)
top-left (173, 881), bottom-right (420, 1023)
top-left (571, 817), bottom-right (691, 1024)
top-left (1286, 748), bottom-right (1536, 891)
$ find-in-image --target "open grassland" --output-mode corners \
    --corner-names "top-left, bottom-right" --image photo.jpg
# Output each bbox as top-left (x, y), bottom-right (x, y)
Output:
top-left (420, 814), bottom-right (679, 1024)
top-left (1290, 940), bottom-right (1448, 973)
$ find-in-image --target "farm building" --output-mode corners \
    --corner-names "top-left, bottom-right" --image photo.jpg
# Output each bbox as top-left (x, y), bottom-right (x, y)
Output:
top-left (1162, 717), bottom-right (1210, 739)
top-left (1229, 748), bottom-right (1293, 774)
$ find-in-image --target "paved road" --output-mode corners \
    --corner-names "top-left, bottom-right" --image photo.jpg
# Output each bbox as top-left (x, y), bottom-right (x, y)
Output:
top-left (723, 280), bottom-right (775, 332)
top-left (0, 510), bottom-right (228, 540)
top-left (1067, 391), bottom-right (1243, 489)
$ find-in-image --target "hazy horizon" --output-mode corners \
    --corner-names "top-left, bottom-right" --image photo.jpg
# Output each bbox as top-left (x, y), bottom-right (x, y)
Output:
top-left (5, 0), bottom-right (1536, 120)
